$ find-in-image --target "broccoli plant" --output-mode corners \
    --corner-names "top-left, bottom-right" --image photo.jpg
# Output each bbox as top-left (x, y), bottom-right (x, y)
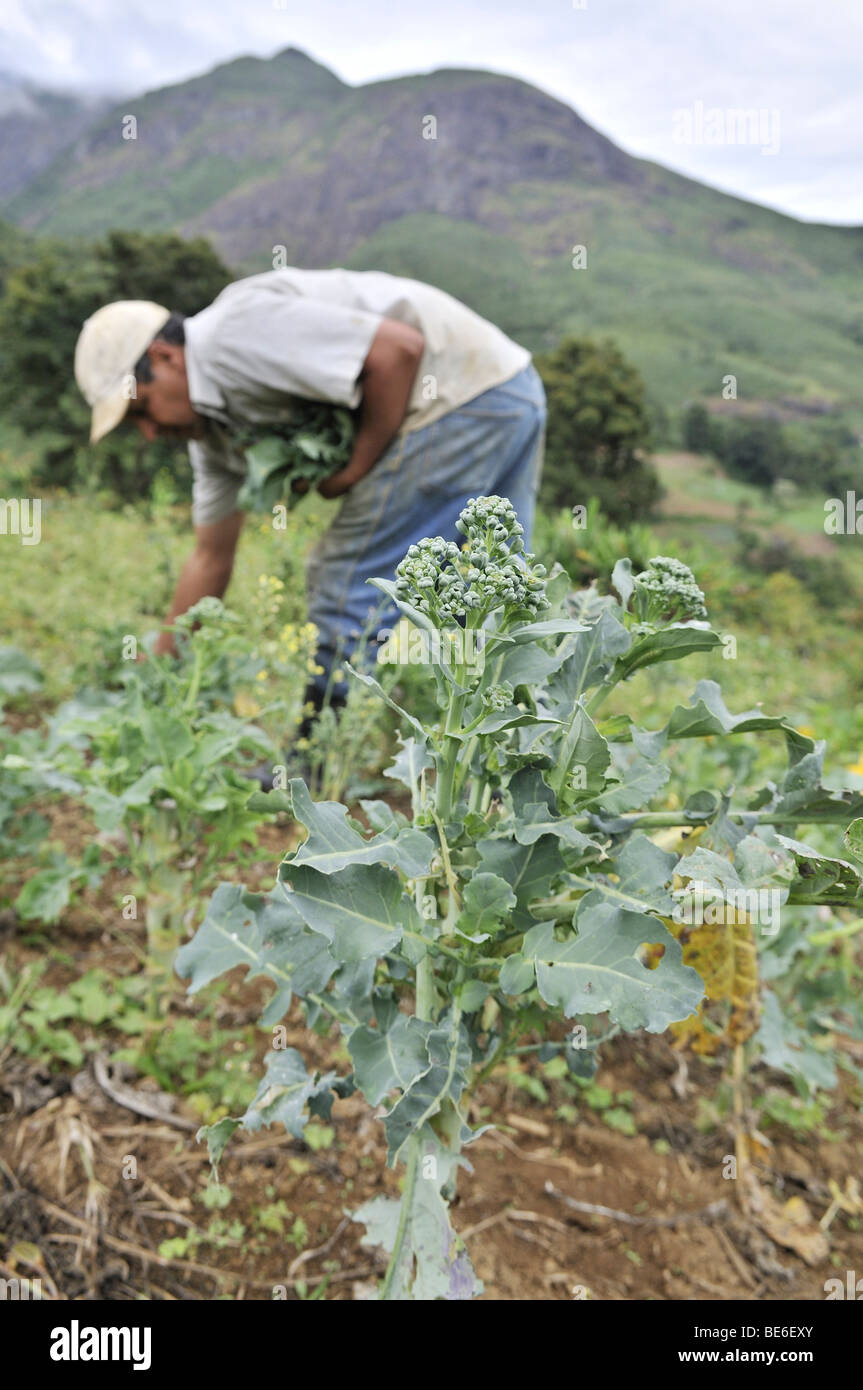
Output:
top-left (232, 402), bottom-right (356, 513)
top-left (61, 601), bottom-right (276, 1014)
top-left (631, 555), bottom-right (708, 626)
top-left (178, 497), bottom-right (863, 1300)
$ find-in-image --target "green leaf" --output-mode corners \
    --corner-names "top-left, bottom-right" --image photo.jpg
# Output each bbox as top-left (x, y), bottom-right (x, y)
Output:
top-left (455, 872), bottom-right (517, 941)
top-left (0, 646), bottom-right (43, 698)
top-left (498, 953), bottom-right (536, 995)
top-left (347, 1014), bottom-right (433, 1106)
top-left (353, 1131), bottom-right (482, 1300)
top-left (345, 664), bottom-right (425, 736)
top-left (844, 819), bottom-right (863, 860)
top-left (457, 979), bottom-right (490, 1012)
top-left (286, 779), bottom-right (434, 876)
top-left (468, 707), bottom-right (559, 738)
top-left (546, 610), bottom-right (631, 711)
top-left (505, 618), bottom-right (590, 643)
top-left (384, 734), bottom-right (433, 799)
top-left (477, 835), bottom-right (567, 929)
top-left (508, 767), bottom-right (597, 849)
top-left (611, 558), bottom-right (634, 611)
top-left (593, 748), bottom-right (670, 815)
top-left (384, 1010), bottom-right (472, 1163)
top-left (245, 787), bottom-right (293, 813)
top-left (359, 799), bottom-right (405, 833)
top-left (522, 903), bottom-right (704, 1031)
top-left (775, 833), bottom-right (862, 901)
top-left (579, 833), bottom-right (676, 916)
top-left (280, 863), bottom-right (416, 964)
top-left (614, 625), bottom-right (720, 678)
top-left (198, 1117), bottom-right (240, 1169)
top-left (175, 883), bottom-right (337, 1023)
top-left (546, 704), bottom-right (610, 807)
top-left (770, 744), bottom-right (863, 824)
top-left (366, 578), bottom-right (438, 636)
top-left (756, 992), bottom-right (837, 1093)
top-left (657, 681), bottom-right (815, 759)
top-left (14, 863), bottom-right (78, 924)
top-left (241, 1048), bottom-right (339, 1139)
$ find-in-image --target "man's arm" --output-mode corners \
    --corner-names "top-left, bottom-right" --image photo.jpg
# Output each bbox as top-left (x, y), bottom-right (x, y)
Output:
top-left (154, 510), bottom-right (244, 656)
top-left (317, 318), bottom-right (424, 499)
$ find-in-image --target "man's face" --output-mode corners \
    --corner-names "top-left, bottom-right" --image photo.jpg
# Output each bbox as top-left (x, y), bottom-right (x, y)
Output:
top-left (127, 340), bottom-right (204, 441)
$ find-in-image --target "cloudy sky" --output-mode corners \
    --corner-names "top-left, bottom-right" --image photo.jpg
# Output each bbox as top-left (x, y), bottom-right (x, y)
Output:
top-left (2, 0), bottom-right (860, 224)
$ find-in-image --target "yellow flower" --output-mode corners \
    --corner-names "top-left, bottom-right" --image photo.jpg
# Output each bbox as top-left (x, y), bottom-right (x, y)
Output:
top-left (847, 757), bottom-right (863, 776)
top-left (333, 669), bottom-right (345, 683)
top-left (234, 692), bottom-right (261, 717)
top-left (797, 725), bottom-right (816, 738)
top-left (255, 670), bottom-right (269, 683)
top-left (296, 738), bottom-right (310, 751)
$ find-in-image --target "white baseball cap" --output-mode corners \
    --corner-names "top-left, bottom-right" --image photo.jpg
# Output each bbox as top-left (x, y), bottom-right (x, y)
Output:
top-left (74, 300), bottom-right (172, 443)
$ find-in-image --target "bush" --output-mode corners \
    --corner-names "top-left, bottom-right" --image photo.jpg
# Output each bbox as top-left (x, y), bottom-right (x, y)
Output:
top-left (535, 336), bottom-right (661, 525)
top-left (0, 229), bottom-right (231, 501)
top-left (682, 402), bottom-right (858, 496)
top-left (682, 401), bottom-right (720, 455)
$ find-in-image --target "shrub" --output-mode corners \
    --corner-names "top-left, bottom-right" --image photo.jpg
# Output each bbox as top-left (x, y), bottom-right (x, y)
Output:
top-left (536, 336), bottom-right (661, 525)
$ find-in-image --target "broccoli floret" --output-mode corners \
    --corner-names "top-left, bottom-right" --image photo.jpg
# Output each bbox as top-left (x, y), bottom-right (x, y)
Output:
top-left (395, 497), bottom-right (548, 626)
top-left (632, 555), bottom-right (708, 626)
top-left (481, 681), bottom-right (514, 712)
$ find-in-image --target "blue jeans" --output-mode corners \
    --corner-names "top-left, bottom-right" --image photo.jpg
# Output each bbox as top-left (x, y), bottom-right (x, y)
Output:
top-left (306, 361), bottom-right (547, 701)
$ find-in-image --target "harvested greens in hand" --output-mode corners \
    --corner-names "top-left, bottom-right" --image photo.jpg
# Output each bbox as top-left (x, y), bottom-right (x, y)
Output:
top-left (234, 400), bottom-right (356, 512)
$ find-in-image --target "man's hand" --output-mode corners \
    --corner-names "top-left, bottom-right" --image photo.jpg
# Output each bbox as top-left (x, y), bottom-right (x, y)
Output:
top-left (317, 318), bottom-right (424, 499)
top-left (317, 466), bottom-right (362, 500)
top-left (157, 510), bottom-right (245, 655)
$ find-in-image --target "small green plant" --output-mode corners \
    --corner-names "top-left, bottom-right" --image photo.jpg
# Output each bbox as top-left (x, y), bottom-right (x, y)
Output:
top-left (63, 600), bottom-right (275, 1013)
top-left (179, 496), bottom-right (863, 1300)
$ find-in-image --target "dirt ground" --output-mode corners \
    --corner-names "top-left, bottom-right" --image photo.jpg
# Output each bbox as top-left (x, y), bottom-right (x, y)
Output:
top-left (1, 809), bottom-right (861, 1302)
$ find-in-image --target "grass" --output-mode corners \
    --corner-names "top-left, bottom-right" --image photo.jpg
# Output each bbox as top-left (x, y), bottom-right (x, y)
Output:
top-left (0, 490), bottom-right (329, 704)
top-left (653, 450), bottom-right (834, 536)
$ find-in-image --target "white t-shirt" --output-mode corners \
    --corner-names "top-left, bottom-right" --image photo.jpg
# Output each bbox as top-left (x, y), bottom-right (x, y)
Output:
top-left (183, 268), bottom-right (531, 525)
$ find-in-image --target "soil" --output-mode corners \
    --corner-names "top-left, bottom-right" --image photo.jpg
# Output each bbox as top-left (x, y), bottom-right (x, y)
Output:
top-left (2, 802), bottom-right (861, 1302)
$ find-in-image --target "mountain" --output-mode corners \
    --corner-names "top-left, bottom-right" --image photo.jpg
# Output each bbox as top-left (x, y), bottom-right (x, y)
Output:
top-left (2, 48), bottom-right (863, 430)
top-left (0, 70), bottom-right (113, 200)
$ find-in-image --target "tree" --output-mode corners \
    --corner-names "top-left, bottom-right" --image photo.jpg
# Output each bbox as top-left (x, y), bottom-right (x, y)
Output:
top-left (0, 230), bottom-right (231, 499)
top-left (682, 401), bottom-right (718, 455)
top-left (718, 417), bottom-right (785, 491)
top-left (535, 336), bottom-right (660, 524)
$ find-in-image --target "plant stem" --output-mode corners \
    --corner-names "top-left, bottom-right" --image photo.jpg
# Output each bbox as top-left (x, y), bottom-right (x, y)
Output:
top-left (380, 944), bottom-right (436, 1301)
top-left (573, 808), bottom-right (863, 829)
top-left (183, 644), bottom-right (204, 713)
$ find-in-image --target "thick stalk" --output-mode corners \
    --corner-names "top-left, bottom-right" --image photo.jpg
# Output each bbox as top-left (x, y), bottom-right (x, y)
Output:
top-left (380, 949), bottom-right (435, 1300)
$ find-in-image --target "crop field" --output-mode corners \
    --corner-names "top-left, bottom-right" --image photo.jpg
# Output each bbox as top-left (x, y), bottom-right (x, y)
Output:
top-left (2, 463), bottom-right (863, 1305)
